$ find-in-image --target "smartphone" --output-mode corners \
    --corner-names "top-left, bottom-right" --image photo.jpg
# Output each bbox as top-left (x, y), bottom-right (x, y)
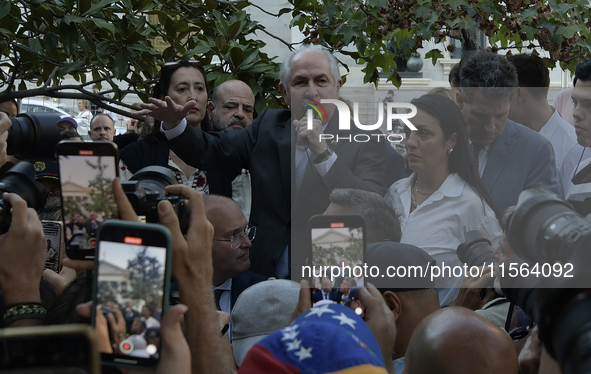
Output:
top-left (308, 214), bottom-right (366, 294)
top-left (0, 324), bottom-right (100, 374)
top-left (56, 141), bottom-right (119, 260)
top-left (42, 220), bottom-right (65, 273)
top-left (505, 302), bottom-right (534, 340)
top-left (93, 220), bottom-right (172, 369)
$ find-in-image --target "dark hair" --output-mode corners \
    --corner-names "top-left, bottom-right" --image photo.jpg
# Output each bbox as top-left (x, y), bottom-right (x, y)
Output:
top-left (507, 53), bottom-right (550, 100)
top-left (43, 274), bottom-right (89, 325)
top-left (410, 94), bottom-right (501, 220)
top-left (61, 130), bottom-right (82, 140)
top-left (575, 60), bottom-right (591, 83)
top-left (449, 63), bottom-right (461, 86)
top-left (459, 53), bottom-right (518, 103)
top-left (148, 59), bottom-right (210, 140)
top-left (328, 188), bottom-right (402, 243)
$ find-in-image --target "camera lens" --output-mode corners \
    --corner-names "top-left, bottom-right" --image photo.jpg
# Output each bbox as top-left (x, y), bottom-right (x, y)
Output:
top-left (506, 189), bottom-right (589, 264)
top-left (8, 113), bottom-right (63, 161)
top-left (0, 162), bottom-right (47, 234)
top-left (457, 230), bottom-right (496, 267)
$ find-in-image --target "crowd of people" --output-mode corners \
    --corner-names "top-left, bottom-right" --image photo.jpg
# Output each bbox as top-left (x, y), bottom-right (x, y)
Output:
top-left (0, 44), bottom-right (588, 373)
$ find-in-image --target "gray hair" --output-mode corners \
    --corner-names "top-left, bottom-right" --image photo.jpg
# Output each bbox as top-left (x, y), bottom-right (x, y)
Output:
top-left (328, 188), bottom-right (402, 244)
top-left (279, 44), bottom-right (341, 88)
top-left (459, 53), bottom-right (518, 103)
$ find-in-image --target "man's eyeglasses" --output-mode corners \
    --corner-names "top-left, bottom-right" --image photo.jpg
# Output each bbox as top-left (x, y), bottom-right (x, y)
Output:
top-left (213, 226), bottom-right (256, 249)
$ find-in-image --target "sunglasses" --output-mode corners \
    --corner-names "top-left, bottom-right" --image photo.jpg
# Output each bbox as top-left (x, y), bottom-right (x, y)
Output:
top-left (162, 60), bottom-right (202, 68)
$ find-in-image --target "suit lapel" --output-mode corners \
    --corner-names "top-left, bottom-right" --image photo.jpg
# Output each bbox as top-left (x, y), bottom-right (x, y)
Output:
top-left (231, 272), bottom-right (253, 310)
top-left (481, 120), bottom-right (517, 190)
top-left (277, 117), bottom-right (293, 204)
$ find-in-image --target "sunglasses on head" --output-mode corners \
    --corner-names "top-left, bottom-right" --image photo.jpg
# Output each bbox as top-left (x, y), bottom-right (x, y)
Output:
top-left (162, 60), bottom-right (202, 68)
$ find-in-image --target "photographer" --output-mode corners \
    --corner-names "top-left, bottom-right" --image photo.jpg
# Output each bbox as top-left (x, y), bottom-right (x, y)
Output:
top-left (0, 192), bottom-right (47, 327)
top-left (110, 178), bottom-right (236, 373)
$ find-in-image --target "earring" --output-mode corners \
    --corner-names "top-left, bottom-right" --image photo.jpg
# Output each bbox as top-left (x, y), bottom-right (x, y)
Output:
top-left (448, 148), bottom-right (453, 155)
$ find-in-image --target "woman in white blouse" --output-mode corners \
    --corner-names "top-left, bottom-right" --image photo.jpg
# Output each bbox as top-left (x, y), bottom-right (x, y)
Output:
top-left (385, 94), bottom-right (502, 306)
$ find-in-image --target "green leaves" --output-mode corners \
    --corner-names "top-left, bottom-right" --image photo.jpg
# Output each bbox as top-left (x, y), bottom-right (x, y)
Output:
top-left (82, 0), bottom-right (115, 16)
top-left (0, 2), bottom-right (11, 20)
top-left (425, 49), bottom-right (444, 65)
top-left (58, 20), bottom-right (79, 56)
top-left (3, 0), bottom-right (590, 115)
top-left (556, 25), bottom-right (579, 39)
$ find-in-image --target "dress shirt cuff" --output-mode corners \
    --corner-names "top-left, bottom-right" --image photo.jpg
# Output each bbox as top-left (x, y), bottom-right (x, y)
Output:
top-left (160, 118), bottom-right (187, 140)
top-left (315, 152), bottom-right (337, 177)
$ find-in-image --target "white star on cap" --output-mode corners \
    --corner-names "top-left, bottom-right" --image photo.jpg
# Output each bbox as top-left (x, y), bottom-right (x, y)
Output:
top-left (282, 324), bottom-right (298, 333)
top-left (332, 312), bottom-right (357, 329)
top-left (294, 345), bottom-right (313, 361)
top-left (285, 338), bottom-right (302, 352)
top-left (305, 304), bottom-right (336, 318)
top-left (281, 330), bottom-right (299, 341)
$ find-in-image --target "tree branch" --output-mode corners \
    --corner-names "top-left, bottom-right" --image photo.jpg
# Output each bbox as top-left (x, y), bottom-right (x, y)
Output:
top-left (247, 2), bottom-right (284, 17)
top-left (0, 86), bottom-right (144, 120)
top-left (212, 0), bottom-right (295, 50)
top-left (7, 59), bottom-right (19, 92)
top-left (212, 0), bottom-right (249, 5)
top-left (43, 66), bottom-right (59, 88)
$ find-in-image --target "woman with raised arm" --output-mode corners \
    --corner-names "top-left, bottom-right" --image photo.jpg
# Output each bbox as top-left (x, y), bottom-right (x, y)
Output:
top-left (119, 60), bottom-right (238, 197)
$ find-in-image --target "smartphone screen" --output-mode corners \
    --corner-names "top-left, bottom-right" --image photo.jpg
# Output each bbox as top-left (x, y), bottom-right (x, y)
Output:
top-left (57, 142), bottom-right (118, 260)
top-left (308, 215), bottom-right (366, 291)
top-left (0, 324), bottom-right (99, 374)
top-left (505, 302), bottom-right (534, 340)
top-left (42, 220), bottom-right (64, 273)
top-left (94, 221), bottom-right (171, 368)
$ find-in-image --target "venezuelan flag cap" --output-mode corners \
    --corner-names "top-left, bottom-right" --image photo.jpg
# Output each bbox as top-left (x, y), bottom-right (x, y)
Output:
top-left (238, 302), bottom-right (387, 374)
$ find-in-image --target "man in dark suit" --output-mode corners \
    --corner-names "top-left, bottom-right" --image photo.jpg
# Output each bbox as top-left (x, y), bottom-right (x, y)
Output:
top-left (312, 277), bottom-right (340, 303)
top-left (144, 45), bottom-right (386, 278)
top-left (205, 194), bottom-right (267, 313)
top-left (456, 53), bottom-right (560, 213)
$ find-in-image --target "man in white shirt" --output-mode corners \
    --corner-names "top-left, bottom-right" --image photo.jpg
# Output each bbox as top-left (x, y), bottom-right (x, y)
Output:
top-left (565, 60), bottom-right (591, 198)
top-left (507, 53), bottom-right (585, 197)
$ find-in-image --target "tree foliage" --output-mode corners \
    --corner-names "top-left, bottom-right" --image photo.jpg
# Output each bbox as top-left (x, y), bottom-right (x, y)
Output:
top-left (0, 0), bottom-right (283, 116)
top-left (84, 156), bottom-right (117, 218)
top-left (313, 229), bottom-right (363, 266)
top-left (287, 0), bottom-right (591, 86)
top-left (1, 0), bottom-right (590, 113)
top-left (124, 246), bottom-right (163, 304)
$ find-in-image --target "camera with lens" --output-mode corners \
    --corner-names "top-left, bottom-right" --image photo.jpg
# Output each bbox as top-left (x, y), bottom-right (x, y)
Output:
top-left (457, 230), bottom-right (497, 268)
top-left (121, 166), bottom-right (188, 233)
top-left (7, 113), bottom-right (63, 161)
top-left (457, 230), bottom-right (498, 300)
top-left (501, 189), bottom-right (591, 374)
top-left (0, 162), bottom-right (47, 234)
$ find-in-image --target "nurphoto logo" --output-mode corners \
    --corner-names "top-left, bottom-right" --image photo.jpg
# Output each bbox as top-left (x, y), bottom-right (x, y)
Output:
top-left (304, 99), bottom-right (417, 143)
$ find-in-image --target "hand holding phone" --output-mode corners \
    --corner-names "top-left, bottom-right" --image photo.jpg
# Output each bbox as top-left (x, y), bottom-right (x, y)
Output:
top-left (57, 141), bottom-right (119, 260)
top-left (77, 301), bottom-right (191, 374)
top-left (0, 192), bottom-right (46, 307)
top-left (93, 220), bottom-right (172, 368)
top-left (112, 178), bottom-right (233, 373)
